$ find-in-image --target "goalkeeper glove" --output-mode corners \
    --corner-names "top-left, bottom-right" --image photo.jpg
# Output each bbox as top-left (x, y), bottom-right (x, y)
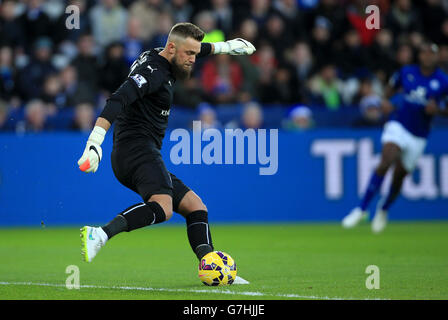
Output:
top-left (77, 126), bottom-right (106, 173)
top-left (213, 38), bottom-right (256, 55)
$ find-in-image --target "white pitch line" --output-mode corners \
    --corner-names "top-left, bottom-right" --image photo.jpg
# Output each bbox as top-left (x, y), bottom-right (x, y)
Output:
top-left (0, 281), bottom-right (387, 300)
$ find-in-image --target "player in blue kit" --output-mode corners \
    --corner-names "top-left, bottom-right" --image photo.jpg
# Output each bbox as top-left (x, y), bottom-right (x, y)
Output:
top-left (342, 42), bottom-right (448, 233)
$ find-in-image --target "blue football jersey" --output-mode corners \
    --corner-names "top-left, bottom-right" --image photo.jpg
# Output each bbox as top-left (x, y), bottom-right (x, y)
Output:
top-left (388, 65), bottom-right (448, 137)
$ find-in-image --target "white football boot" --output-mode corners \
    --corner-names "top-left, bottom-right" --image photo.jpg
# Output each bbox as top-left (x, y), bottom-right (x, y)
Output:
top-left (342, 207), bottom-right (368, 229)
top-left (80, 226), bottom-right (108, 262)
top-left (371, 201), bottom-right (388, 234)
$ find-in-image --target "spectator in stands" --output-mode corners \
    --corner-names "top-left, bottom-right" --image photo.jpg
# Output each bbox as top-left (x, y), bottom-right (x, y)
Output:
top-left (336, 28), bottom-right (370, 78)
top-left (262, 13), bottom-right (292, 62)
top-left (238, 18), bottom-right (259, 45)
top-left (16, 99), bottom-right (48, 132)
top-left (241, 101), bottom-right (264, 129)
top-left (440, 18), bottom-right (448, 45)
top-left (272, 0), bottom-right (299, 27)
top-left (309, 64), bottom-right (343, 110)
top-left (146, 11), bottom-right (174, 50)
top-left (98, 42), bottom-right (129, 96)
top-left (352, 94), bottom-right (384, 128)
top-left (385, 0), bottom-right (423, 40)
top-left (226, 101), bottom-right (264, 129)
top-left (0, 99), bottom-right (9, 130)
top-left (438, 45), bottom-right (448, 73)
top-left (370, 29), bottom-right (396, 81)
top-left (309, 15), bottom-right (334, 71)
top-left (197, 102), bottom-right (222, 129)
top-left (0, 46), bottom-right (18, 103)
top-left (0, 0), bottom-right (25, 48)
top-left (351, 76), bottom-right (383, 106)
top-left (408, 31), bottom-right (425, 52)
top-left (123, 17), bottom-right (146, 66)
top-left (305, 0), bottom-right (348, 42)
top-left (59, 65), bottom-right (96, 108)
top-left (16, 0), bottom-right (53, 53)
top-left (258, 65), bottom-right (295, 104)
top-left (246, 0), bottom-right (273, 30)
top-left (211, 0), bottom-right (234, 37)
top-left (233, 19), bottom-right (260, 101)
top-left (168, 0), bottom-right (194, 24)
top-left (71, 34), bottom-right (99, 93)
top-left (89, 0), bottom-right (128, 49)
top-left (201, 54), bottom-right (243, 104)
top-left (289, 42), bottom-right (314, 83)
top-left (282, 105), bottom-right (314, 131)
top-left (17, 37), bottom-right (56, 101)
top-left (420, 0), bottom-right (447, 45)
top-left (394, 42), bottom-right (414, 69)
top-left (71, 102), bottom-right (95, 132)
top-left (287, 41), bottom-right (314, 103)
top-left (41, 73), bottom-right (64, 114)
top-left (195, 10), bottom-right (225, 43)
top-left (250, 42), bottom-right (277, 100)
top-left (129, 0), bottom-right (164, 41)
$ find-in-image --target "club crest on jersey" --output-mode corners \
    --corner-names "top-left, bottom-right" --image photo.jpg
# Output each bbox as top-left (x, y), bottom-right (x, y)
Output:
top-left (430, 79), bottom-right (440, 90)
top-left (161, 109), bottom-right (170, 116)
top-left (130, 74), bottom-right (147, 88)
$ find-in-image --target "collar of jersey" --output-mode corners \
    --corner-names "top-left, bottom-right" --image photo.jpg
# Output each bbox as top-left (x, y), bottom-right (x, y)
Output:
top-left (151, 48), bottom-right (173, 76)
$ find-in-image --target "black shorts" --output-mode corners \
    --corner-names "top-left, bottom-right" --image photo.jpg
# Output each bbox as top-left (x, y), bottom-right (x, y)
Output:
top-left (111, 141), bottom-right (191, 212)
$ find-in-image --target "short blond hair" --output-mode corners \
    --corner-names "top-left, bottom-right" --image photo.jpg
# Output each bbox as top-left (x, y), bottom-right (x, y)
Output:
top-left (168, 22), bottom-right (205, 43)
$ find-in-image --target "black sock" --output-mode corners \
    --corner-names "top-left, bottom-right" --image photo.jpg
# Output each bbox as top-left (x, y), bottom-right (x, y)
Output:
top-left (102, 215), bottom-right (127, 239)
top-left (102, 202), bottom-right (166, 239)
top-left (186, 210), bottom-right (213, 260)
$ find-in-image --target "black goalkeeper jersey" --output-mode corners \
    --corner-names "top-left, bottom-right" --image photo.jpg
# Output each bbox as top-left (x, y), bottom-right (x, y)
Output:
top-left (113, 48), bottom-right (175, 149)
top-left (108, 43), bottom-right (212, 149)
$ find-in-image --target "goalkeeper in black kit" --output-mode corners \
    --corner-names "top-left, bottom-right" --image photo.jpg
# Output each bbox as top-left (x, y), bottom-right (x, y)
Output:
top-left (77, 23), bottom-right (256, 263)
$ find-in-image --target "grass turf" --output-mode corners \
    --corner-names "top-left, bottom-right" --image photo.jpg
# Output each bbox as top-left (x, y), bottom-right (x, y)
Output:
top-left (0, 222), bottom-right (447, 300)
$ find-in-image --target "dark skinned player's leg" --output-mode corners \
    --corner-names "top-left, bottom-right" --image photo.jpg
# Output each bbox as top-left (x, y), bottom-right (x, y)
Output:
top-left (359, 143), bottom-right (402, 211)
top-left (342, 142), bottom-right (403, 228)
top-left (177, 190), bottom-right (214, 260)
top-left (380, 160), bottom-right (408, 211)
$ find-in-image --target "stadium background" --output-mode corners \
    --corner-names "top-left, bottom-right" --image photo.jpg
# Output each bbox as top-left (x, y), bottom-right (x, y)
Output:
top-left (0, 0), bottom-right (447, 226)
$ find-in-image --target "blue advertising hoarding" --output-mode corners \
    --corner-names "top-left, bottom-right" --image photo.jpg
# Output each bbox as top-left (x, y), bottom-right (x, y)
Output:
top-left (0, 128), bottom-right (446, 226)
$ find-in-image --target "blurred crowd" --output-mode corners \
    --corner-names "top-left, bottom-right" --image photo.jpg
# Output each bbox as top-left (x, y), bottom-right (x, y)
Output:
top-left (1, 0), bottom-right (448, 133)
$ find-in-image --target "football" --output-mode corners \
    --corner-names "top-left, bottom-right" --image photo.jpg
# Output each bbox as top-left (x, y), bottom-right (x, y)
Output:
top-left (198, 251), bottom-right (237, 286)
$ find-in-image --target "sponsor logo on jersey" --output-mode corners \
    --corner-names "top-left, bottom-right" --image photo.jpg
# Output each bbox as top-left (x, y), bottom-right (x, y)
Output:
top-left (405, 86), bottom-right (427, 105)
top-left (130, 74), bottom-right (147, 88)
top-left (161, 109), bottom-right (170, 116)
top-left (147, 65), bottom-right (157, 73)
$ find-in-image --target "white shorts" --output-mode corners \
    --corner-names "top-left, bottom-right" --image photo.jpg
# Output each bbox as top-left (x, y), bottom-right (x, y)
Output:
top-left (380, 121), bottom-right (427, 172)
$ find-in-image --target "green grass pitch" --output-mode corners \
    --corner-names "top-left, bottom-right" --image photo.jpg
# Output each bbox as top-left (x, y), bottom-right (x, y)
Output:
top-left (0, 222), bottom-right (447, 300)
